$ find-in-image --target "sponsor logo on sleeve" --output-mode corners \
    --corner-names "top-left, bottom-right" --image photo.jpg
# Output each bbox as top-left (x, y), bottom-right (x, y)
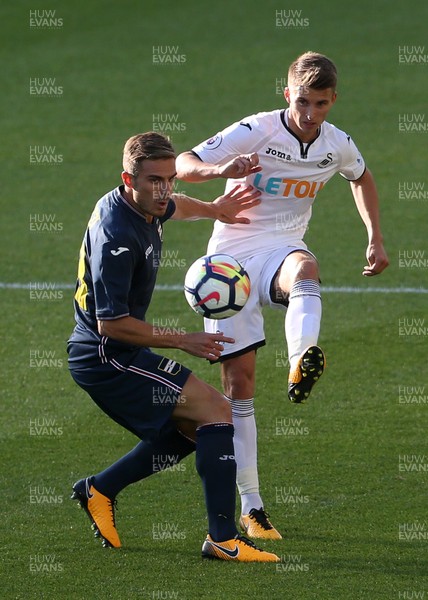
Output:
top-left (201, 134), bottom-right (222, 150)
top-left (111, 247), bottom-right (130, 256)
top-left (158, 357), bottom-right (182, 375)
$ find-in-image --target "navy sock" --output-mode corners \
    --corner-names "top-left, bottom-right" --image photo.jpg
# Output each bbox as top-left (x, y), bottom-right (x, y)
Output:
top-left (195, 423), bottom-right (238, 542)
top-left (93, 425), bottom-right (195, 499)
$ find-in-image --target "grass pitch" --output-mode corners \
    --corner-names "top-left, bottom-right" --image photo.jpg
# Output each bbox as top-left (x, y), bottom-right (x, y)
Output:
top-left (1, 1), bottom-right (427, 598)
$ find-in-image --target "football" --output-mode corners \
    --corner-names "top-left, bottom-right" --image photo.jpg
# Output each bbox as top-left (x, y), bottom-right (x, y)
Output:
top-left (184, 253), bottom-right (251, 319)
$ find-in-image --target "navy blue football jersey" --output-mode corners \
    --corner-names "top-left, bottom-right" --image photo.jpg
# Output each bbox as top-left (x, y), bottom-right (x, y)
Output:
top-left (68, 186), bottom-right (176, 365)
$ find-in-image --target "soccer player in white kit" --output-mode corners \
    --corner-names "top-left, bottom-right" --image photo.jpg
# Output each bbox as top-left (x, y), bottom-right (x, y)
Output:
top-left (176, 52), bottom-right (389, 539)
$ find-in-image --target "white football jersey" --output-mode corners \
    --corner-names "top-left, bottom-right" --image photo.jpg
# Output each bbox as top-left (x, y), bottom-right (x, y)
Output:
top-left (192, 109), bottom-right (366, 260)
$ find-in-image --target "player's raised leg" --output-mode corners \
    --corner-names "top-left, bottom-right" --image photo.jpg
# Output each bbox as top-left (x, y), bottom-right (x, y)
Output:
top-left (273, 251), bottom-right (325, 403)
top-left (221, 352), bottom-right (282, 540)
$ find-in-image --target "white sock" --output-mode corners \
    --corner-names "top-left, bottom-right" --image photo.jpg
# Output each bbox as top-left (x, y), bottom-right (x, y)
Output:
top-left (285, 279), bottom-right (322, 369)
top-left (228, 397), bottom-right (263, 515)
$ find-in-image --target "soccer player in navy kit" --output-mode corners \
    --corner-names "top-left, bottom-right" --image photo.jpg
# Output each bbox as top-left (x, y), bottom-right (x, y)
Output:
top-left (68, 132), bottom-right (279, 562)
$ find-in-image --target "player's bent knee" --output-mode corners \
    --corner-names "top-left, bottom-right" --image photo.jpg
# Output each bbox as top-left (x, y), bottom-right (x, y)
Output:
top-left (294, 254), bottom-right (319, 280)
top-left (222, 376), bottom-right (254, 400)
top-left (209, 391), bottom-right (232, 423)
top-left (197, 385), bottom-right (231, 423)
top-left (174, 375), bottom-right (232, 425)
top-left (279, 253), bottom-right (319, 290)
top-left (296, 259), bottom-right (319, 281)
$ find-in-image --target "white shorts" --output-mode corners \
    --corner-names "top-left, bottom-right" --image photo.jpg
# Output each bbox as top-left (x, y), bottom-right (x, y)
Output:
top-left (204, 244), bottom-right (315, 359)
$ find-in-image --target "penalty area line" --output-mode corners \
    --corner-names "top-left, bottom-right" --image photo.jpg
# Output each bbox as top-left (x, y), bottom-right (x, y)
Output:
top-left (0, 282), bottom-right (428, 294)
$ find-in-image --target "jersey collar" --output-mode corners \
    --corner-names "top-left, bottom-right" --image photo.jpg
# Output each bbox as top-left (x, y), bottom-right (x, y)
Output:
top-left (280, 109), bottom-right (321, 159)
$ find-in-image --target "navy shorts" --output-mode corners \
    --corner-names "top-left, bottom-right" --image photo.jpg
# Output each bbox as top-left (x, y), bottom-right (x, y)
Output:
top-left (68, 345), bottom-right (192, 441)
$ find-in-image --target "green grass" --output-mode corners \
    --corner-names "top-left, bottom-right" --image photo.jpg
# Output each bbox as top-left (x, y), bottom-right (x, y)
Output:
top-left (1, 0), bottom-right (428, 598)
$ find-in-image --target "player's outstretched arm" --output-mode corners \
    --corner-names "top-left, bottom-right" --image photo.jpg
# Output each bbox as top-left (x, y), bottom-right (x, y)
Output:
top-left (171, 185), bottom-right (261, 223)
top-left (176, 151), bottom-right (261, 182)
top-left (349, 168), bottom-right (389, 276)
top-left (98, 316), bottom-right (234, 360)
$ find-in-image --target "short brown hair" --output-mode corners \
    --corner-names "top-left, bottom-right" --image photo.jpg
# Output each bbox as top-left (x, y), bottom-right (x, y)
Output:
top-left (288, 52), bottom-right (337, 90)
top-left (123, 132), bottom-right (175, 177)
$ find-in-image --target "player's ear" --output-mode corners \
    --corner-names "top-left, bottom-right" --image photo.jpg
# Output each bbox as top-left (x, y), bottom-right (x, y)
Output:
top-left (122, 171), bottom-right (134, 188)
top-left (284, 87), bottom-right (290, 104)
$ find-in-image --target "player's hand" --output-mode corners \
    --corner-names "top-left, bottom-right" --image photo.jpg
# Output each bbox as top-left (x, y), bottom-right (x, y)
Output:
top-left (179, 332), bottom-right (235, 360)
top-left (218, 153), bottom-right (262, 179)
top-left (362, 241), bottom-right (389, 276)
top-left (212, 185), bottom-right (261, 224)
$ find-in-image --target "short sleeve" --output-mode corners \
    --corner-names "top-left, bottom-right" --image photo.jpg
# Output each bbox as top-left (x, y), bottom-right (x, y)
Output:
top-left (339, 134), bottom-right (366, 181)
top-left (192, 113), bottom-right (273, 165)
top-left (90, 229), bottom-right (135, 320)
